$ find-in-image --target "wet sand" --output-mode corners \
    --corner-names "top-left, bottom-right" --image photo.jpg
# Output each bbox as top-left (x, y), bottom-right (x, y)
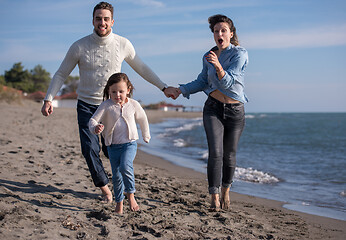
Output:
top-left (0, 100), bottom-right (345, 239)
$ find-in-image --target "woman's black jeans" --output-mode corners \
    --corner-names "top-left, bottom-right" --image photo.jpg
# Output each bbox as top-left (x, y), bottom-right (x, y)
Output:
top-left (77, 100), bottom-right (109, 187)
top-left (203, 96), bottom-right (245, 194)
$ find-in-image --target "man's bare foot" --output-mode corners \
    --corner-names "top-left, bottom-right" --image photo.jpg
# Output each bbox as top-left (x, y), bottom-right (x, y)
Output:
top-left (210, 193), bottom-right (220, 212)
top-left (221, 187), bottom-right (230, 210)
top-left (127, 193), bottom-right (139, 211)
top-left (100, 185), bottom-right (112, 204)
top-left (115, 201), bottom-right (123, 214)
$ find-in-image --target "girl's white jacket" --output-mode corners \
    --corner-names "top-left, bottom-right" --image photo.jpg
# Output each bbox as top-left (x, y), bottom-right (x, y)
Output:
top-left (88, 98), bottom-right (150, 146)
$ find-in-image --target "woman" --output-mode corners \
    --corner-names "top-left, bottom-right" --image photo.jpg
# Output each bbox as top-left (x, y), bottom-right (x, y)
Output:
top-left (175, 14), bottom-right (248, 210)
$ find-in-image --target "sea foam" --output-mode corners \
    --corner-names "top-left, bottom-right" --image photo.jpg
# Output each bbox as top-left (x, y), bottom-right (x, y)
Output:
top-left (235, 167), bottom-right (280, 184)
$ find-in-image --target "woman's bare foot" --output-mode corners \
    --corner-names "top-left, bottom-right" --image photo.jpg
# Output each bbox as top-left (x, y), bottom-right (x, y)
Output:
top-left (100, 185), bottom-right (113, 204)
top-left (127, 193), bottom-right (139, 211)
top-left (115, 201), bottom-right (123, 214)
top-left (210, 193), bottom-right (220, 211)
top-left (221, 187), bottom-right (230, 210)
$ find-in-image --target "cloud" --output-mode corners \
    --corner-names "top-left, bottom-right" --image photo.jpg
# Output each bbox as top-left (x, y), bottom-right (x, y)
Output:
top-left (116, 1), bottom-right (258, 19)
top-left (128, 23), bottom-right (346, 57)
top-left (124, 0), bottom-right (164, 8)
top-left (242, 24), bottom-right (346, 49)
top-left (0, 39), bottom-right (67, 64)
top-left (128, 32), bottom-right (212, 56)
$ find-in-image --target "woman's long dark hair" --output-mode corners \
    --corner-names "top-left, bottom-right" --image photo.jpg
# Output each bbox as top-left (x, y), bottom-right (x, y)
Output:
top-left (103, 73), bottom-right (134, 101)
top-left (208, 14), bottom-right (239, 46)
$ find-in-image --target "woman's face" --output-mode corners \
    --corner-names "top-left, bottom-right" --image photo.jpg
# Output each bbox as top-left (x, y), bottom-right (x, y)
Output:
top-left (109, 81), bottom-right (130, 106)
top-left (213, 22), bottom-right (233, 50)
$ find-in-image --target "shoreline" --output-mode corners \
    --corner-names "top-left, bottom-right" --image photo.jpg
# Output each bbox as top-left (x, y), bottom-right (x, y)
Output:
top-left (138, 146), bottom-right (346, 222)
top-left (144, 110), bottom-right (346, 222)
top-left (0, 100), bottom-right (345, 239)
top-left (135, 148), bottom-right (346, 230)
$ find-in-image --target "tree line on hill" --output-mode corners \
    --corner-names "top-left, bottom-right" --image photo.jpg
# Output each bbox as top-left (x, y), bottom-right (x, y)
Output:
top-left (0, 62), bottom-right (79, 94)
top-left (1, 63), bottom-right (183, 110)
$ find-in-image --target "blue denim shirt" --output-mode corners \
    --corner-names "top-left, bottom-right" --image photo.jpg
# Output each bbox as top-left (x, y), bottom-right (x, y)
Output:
top-left (179, 44), bottom-right (249, 103)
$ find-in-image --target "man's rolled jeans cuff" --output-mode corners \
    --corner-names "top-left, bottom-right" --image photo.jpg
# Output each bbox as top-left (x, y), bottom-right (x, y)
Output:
top-left (208, 186), bottom-right (221, 194)
top-left (93, 169), bottom-right (109, 187)
top-left (222, 182), bottom-right (233, 189)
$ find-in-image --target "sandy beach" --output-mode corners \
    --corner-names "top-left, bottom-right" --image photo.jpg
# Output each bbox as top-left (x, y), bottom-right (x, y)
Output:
top-left (0, 100), bottom-right (345, 240)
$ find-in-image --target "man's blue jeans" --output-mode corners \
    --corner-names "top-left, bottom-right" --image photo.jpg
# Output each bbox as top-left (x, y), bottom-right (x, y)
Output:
top-left (77, 100), bottom-right (109, 187)
top-left (107, 142), bottom-right (137, 203)
top-left (203, 96), bottom-right (245, 194)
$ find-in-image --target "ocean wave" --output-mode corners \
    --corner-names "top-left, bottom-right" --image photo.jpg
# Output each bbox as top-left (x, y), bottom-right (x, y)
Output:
top-left (197, 151), bottom-right (279, 184)
top-left (340, 191), bottom-right (346, 197)
top-left (234, 167), bottom-right (280, 184)
top-left (173, 138), bottom-right (186, 147)
top-left (199, 151), bottom-right (208, 160)
top-left (157, 119), bottom-right (203, 138)
top-left (245, 114), bottom-right (267, 119)
top-left (165, 121), bottom-right (202, 134)
top-left (245, 114), bottom-right (256, 119)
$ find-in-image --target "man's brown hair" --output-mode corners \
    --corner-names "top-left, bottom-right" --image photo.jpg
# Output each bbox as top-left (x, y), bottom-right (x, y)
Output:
top-left (93, 2), bottom-right (114, 19)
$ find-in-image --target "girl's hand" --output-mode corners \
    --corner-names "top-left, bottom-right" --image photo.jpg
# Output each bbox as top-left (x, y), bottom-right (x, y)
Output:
top-left (95, 124), bottom-right (104, 134)
top-left (206, 51), bottom-right (222, 71)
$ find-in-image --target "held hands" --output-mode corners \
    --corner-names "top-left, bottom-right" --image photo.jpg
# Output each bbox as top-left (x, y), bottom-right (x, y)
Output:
top-left (95, 124), bottom-right (104, 134)
top-left (164, 86), bottom-right (181, 100)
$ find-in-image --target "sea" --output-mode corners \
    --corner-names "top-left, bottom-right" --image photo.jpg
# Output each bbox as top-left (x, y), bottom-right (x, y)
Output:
top-left (139, 112), bottom-right (346, 221)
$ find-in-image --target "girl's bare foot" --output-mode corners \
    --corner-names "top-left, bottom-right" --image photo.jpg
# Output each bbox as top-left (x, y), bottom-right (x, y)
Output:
top-left (127, 193), bottom-right (139, 211)
top-left (221, 187), bottom-right (230, 210)
top-left (115, 201), bottom-right (123, 214)
top-left (100, 185), bottom-right (113, 204)
top-left (210, 193), bottom-right (220, 211)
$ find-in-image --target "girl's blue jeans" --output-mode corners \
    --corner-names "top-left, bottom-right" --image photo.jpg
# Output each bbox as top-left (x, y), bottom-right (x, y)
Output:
top-left (107, 141), bottom-right (137, 203)
top-left (203, 96), bottom-right (245, 194)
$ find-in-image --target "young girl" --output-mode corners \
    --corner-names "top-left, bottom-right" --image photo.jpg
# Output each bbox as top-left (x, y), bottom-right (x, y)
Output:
top-left (88, 73), bottom-right (150, 214)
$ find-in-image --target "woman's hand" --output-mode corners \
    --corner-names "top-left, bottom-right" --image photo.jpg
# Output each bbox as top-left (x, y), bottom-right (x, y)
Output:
top-left (206, 51), bottom-right (222, 71)
top-left (206, 51), bottom-right (225, 79)
top-left (164, 87), bottom-right (181, 99)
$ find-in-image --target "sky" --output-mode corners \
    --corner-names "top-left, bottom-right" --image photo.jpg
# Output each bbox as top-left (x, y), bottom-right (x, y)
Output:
top-left (1, 0), bottom-right (346, 112)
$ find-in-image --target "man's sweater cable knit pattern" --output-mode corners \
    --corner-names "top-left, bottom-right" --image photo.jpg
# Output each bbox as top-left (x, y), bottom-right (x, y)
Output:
top-left (45, 30), bottom-right (166, 105)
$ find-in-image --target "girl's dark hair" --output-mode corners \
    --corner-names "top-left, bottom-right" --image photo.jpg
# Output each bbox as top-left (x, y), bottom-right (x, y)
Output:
top-left (208, 14), bottom-right (239, 46)
top-left (93, 2), bottom-right (114, 18)
top-left (103, 73), bottom-right (134, 100)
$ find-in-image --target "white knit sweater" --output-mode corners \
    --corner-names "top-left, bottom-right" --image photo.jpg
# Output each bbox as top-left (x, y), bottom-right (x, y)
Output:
top-left (45, 30), bottom-right (166, 105)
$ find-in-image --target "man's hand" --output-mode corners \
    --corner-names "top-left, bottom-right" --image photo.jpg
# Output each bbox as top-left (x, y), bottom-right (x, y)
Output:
top-left (164, 86), bottom-right (181, 100)
top-left (41, 101), bottom-right (53, 116)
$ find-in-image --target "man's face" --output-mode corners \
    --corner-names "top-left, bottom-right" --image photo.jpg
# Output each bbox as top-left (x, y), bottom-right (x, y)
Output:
top-left (93, 9), bottom-right (114, 37)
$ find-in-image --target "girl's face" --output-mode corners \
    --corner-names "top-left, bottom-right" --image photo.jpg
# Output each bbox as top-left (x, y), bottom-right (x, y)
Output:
top-left (109, 81), bottom-right (130, 106)
top-left (213, 22), bottom-right (233, 51)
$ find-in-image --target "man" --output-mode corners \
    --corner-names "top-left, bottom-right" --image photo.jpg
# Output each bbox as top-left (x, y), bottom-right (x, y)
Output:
top-left (41, 2), bottom-right (176, 204)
